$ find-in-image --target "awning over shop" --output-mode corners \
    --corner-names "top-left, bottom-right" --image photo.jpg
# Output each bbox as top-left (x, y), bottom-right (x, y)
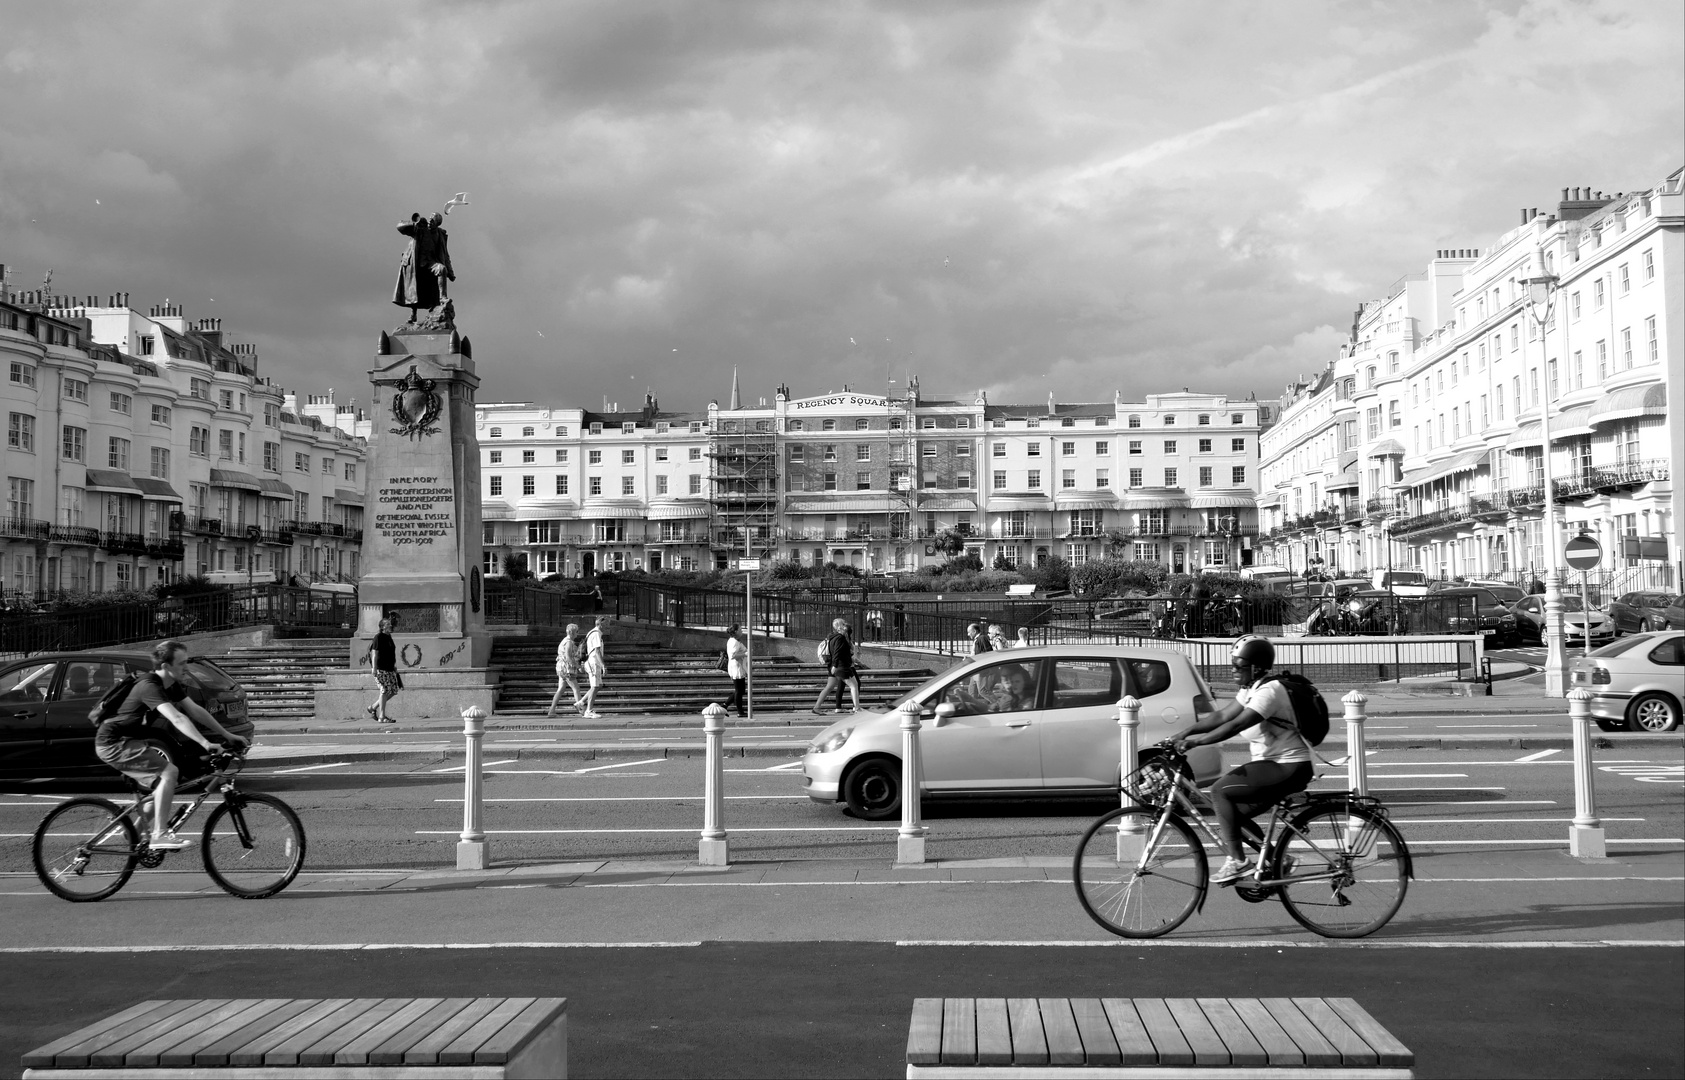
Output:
top-left (333, 487), bottom-right (364, 507)
top-left (209, 468), bottom-right (261, 491)
top-left (1327, 472), bottom-right (1360, 490)
top-left (481, 501), bottom-right (515, 521)
top-left (1118, 488), bottom-right (1190, 510)
top-left (975, 494), bottom-right (1050, 509)
top-left (915, 496), bottom-right (978, 511)
top-left (1254, 490), bottom-right (1282, 508)
top-left (1589, 381), bottom-right (1666, 426)
top-left (132, 477), bottom-right (182, 502)
top-left (83, 469), bottom-right (139, 494)
top-left (1189, 491), bottom-right (1258, 509)
top-left (1366, 439), bottom-right (1406, 458)
top-left (1551, 404), bottom-right (1595, 439)
top-left (258, 478), bottom-right (295, 499)
top-left (1505, 421), bottom-right (1542, 451)
top-left (514, 496), bottom-right (578, 517)
top-left (645, 501), bottom-right (711, 520)
top-left (785, 498), bottom-right (907, 513)
top-left (1053, 494), bottom-right (1117, 511)
top-left (581, 500), bottom-right (646, 519)
top-left (1399, 449), bottom-right (1489, 488)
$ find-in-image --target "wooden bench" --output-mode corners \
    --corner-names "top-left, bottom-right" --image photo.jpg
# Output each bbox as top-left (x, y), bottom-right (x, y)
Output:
top-left (21, 997), bottom-right (566, 1079)
top-left (907, 997), bottom-right (1413, 1078)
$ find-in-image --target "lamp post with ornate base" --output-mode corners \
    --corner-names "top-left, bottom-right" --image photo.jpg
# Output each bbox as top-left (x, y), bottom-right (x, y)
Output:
top-left (1520, 271), bottom-right (1566, 698)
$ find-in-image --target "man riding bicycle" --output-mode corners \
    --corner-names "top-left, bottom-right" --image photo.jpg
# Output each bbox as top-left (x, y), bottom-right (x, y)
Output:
top-left (1170, 635), bottom-right (1313, 886)
top-left (92, 640), bottom-right (248, 850)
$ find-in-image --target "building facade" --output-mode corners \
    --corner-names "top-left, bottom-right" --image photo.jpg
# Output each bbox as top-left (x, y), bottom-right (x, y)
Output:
top-left (1, 289), bottom-right (368, 599)
top-left (1257, 167), bottom-right (1683, 589)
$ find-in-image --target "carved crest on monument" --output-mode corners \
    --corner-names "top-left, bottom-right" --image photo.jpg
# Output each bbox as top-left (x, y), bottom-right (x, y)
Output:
top-left (388, 365), bottom-right (442, 439)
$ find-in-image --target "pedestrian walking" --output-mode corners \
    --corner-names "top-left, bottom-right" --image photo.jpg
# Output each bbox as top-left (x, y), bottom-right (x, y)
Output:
top-left (1014, 627), bottom-right (1031, 648)
top-left (547, 623), bottom-right (585, 717)
top-left (722, 623), bottom-right (749, 718)
top-left (367, 613), bottom-right (401, 723)
top-left (968, 622), bottom-right (992, 656)
top-left (580, 616), bottom-right (609, 719)
top-left (867, 609), bottom-right (884, 642)
top-left (811, 618), bottom-right (861, 714)
top-left (988, 623), bottom-right (1010, 652)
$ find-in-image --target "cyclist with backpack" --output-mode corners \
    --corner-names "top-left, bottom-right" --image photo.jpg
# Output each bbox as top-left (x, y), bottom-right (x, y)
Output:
top-left (1171, 635), bottom-right (1318, 886)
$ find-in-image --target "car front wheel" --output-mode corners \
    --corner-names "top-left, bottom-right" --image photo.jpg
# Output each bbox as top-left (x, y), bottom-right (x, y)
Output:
top-left (841, 758), bottom-right (901, 820)
top-left (1626, 692), bottom-right (1681, 733)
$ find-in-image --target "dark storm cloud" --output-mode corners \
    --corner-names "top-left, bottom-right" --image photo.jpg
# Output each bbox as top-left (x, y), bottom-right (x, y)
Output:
top-left (1, 0), bottom-right (1679, 412)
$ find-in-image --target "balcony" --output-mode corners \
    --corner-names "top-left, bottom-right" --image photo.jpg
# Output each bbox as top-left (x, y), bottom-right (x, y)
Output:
top-left (100, 531), bottom-right (150, 556)
top-left (1, 517), bottom-right (52, 541)
top-left (144, 536), bottom-right (185, 559)
top-left (194, 517), bottom-right (222, 536)
top-left (1555, 458), bottom-right (1671, 501)
top-left (50, 524), bottom-right (101, 545)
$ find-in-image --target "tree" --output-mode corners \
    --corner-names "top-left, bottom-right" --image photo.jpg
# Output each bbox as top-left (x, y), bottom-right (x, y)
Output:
top-left (501, 552), bottom-right (532, 581)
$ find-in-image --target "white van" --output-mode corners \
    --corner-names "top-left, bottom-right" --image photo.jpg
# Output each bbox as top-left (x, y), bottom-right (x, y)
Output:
top-left (1372, 570), bottom-right (1430, 597)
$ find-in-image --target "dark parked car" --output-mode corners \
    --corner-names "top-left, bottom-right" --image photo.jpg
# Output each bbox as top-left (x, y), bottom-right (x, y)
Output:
top-left (1508, 594), bottom-right (1615, 647)
top-left (1421, 587), bottom-right (1520, 646)
top-left (1609, 592), bottom-right (1681, 636)
top-left (0, 651), bottom-right (252, 774)
top-left (1665, 595), bottom-right (1685, 631)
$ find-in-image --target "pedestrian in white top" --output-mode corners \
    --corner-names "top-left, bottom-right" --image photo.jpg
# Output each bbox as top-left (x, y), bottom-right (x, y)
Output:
top-left (1013, 628), bottom-right (1031, 648)
top-left (722, 623), bottom-right (749, 718)
top-left (547, 623), bottom-right (584, 717)
top-left (579, 616), bottom-right (609, 719)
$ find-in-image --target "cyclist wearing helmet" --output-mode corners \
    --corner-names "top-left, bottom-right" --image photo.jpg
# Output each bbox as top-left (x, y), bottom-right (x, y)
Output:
top-left (1171, 635), bottom-right (1313, 885)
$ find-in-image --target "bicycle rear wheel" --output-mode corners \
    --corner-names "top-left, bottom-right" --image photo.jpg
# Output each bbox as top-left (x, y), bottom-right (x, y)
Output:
top-left (32, 798), bottom-right (139, 903)
top-left (1273, 803), bottom-right (1409, 938)
top-left (1074, 806), bottom-right (1208, 938)
top-left (202, 793), bottom-right (306, 898)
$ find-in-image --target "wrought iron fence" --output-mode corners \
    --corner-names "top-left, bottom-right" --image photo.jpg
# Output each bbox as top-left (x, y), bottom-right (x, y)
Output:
top-left (0, 585), bottom-right (358, 658)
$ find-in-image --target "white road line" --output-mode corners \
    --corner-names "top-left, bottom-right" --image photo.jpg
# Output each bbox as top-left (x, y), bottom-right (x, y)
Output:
top-left (1312, 786), bottom-right (1503, 791)
top-left (1345, 773), bottom-right (1468, 779)
top-left (1408, 838), bottom-right (1683, 845)
top-left (481, 771), bottom-right (658, 777)
top-left (431, 759), bottom-right (519, 772)
top-left (1396, 800), bottom-right (1555, 805)
top-left (762, 762), bottom-right (804, 771)
top-left (414, 826), bottom-right (897, 835)
top-left (1514, 749), bottom-right (1563, 762)
top-left (1436, 724), bottom-right (1540, 728)
top-left (0, 943), bottom-right (705, 953)
top-left (571, 758), bottom-right (667, 774)
top-left (894, 940), bottom-right (1684, 948)
top-left (0, 801), bottom-right (64, 807)
top-left (432, 796), bottom-right (810, 803)
top-left (271, 762), bottom-right (355, 774)
top-left (1389, 817), bottom-right (1645, 825)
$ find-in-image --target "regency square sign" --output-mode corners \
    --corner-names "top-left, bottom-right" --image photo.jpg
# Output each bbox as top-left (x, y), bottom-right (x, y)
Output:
top-left (788, 393), bottom-right (894, 412)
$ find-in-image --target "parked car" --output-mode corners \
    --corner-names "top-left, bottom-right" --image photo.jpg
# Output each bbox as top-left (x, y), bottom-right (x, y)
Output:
top-left (0, 650), bottom-right (253, 774)
top-left (1417, 587), bottom-right (1520, 646)
top-left (1569, 631), bottom-right (1684, 732)
top-left (1464, 581), bottom-right (1527, 605)
top-left (1665, 595), bottom-right (1685, 630)
top-left (1608, 592), bottom-right (1681, 636)
top-left (1371, 570), bottom-right (1430, 597)
top-left (1508, 594), bottom-right (1615, 647)
top-left (802, 645), bottom-right (1223, 819)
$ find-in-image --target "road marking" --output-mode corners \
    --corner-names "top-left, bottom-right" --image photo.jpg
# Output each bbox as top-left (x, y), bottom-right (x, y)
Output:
top-left (1436, 724), bottom-right (1541, 729)
top-left (0, 801), bottom-right (65, 807)
top-left (1514, 749), bottom-right (1562, 762)
top-left (1349, 773), bottom-right (1468, 779)
top-left (0, 942), bottom-right (705, 953)
top-left (1393, 800), bottom-right (1554, 805)
top-left (1408, 838), bottom-right (1683, 845)
top-left (272, 762), bottom-right (355, 774)
top-left (479, 771), bottom-right (659, 777)
top-left (894, 940), bottom-right (1685, 948)
top-left (433, 796), bottom-right (810, 803)
top-left (431, 759), bottom-right (519, 772)
top-left (1389, 817), bottom-right (1645, 825)
top-left (571, 758), bottom-right (668, 774)
top-left (1312, 785), bottom-right (1503, 791)
top-left (415, 826), bottom-right (897, 835)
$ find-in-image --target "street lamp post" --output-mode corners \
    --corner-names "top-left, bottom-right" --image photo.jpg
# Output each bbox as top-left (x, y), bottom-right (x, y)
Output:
top-left (1519, 271), bottom-right (1566, 697)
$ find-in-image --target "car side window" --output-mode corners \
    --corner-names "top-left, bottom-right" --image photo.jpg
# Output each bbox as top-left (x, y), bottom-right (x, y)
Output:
top-left (1646, 639), bottom-right (1684, 666)
top-left (937, 658), bottom-right (1043, 716)
top-left (57, 661), bottom-right (126, 701)
top-left (1048, 659), bottom-right (1121, 710)
top-left (1126, 658), bottom-right (1173, 699)
top-left (0, 662), bottom-right (57, 704)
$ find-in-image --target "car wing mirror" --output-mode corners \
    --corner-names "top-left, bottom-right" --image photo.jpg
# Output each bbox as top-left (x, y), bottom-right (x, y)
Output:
top-left (932, 702), bottom-right (958, 727)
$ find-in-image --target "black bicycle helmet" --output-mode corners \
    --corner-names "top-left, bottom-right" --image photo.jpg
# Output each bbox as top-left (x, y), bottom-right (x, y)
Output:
top-left (1231, 634), bottom-right (1275, 670)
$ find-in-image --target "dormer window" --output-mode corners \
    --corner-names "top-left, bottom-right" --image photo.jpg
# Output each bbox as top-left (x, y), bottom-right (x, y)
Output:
top-left (590, 423), bottom-right (603, 434)
top-left (521, 426), bottom-right (535, 437)
top-left (1164, 415), bottom-right (1176, 425)
top-left (1127, 415), bottom-right (1141, 428)
top-left (788, 419), bottom-right (804, 432)
top-left (489, 427), bottom-right (502, 438)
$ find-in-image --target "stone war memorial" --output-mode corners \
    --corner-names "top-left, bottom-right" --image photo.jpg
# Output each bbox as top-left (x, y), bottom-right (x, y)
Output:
top-left (316, 203), bottom-right (497, 719)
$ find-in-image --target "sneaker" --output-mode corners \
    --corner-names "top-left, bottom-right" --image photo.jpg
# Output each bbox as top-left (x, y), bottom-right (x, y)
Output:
top-left (149, 831), bottom-right (192, 851)
top-left (580, 711), bottom-right (602, 719)
top-left (377, 717), bottom-right (396, 724)
top-left (1210, 857), bottom-right (1250, 886)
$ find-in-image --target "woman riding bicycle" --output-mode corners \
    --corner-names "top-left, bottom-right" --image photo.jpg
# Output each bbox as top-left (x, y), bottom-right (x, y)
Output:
top-left (1169, 635), bottom-right (1312, 886)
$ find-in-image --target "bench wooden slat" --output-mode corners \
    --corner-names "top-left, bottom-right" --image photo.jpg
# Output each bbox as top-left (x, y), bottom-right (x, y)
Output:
top-left (335, 997), bottom-right (448, 1064)
top-left (1292, 996), bottom-right (1379, 1066)
top-left (261, 998), bottom-right (384, 1067)
top-left (1068, 998), bottom-right (1121, 1066)
top-left (1005, 998), bottom-right (1047, 1066)
top-left (1196, 998), bottom-right (1268, 1067)
top-left (371, 997), bottom-right (477, 1065)
top-left (1325, 997), bottom-right (1414, 1067)
top-left (228, 999), bottom-right (354, 1067)
top-left (1098, 998), bottom-right (1159, 1066)
top-left (475, 998), bottom-right (568, 1065)
top-left (195, 1000), bottom-right (315, 1066)
top-left (906, 998), bottom-right (944, 1066)
top-left (139, 999), bottom-right (266, 1067)
top-left (300, 997), bottom-right (409, 1066)
top-left (940, 997), bottom-right (977, 1066)
top-left (1227, 997), bottom-right (1306, 1066)
top-left (1037, 998), bottom-right (1084, 1066)
top-left (974, 998), bottom-right (1012, 1066)
top-left (1130, 998), bottom-right (1193, 1066)
top-left (439, 996), bottom-right (537, 1065)
top-left (403, 997), bottom-right (504, 1064)
top-left (1164, 997), bottom-right (1229, 1065)
top-left (1259, 997), bottom-right (1342, 1066)
top-left (22, 1000), bottom-right (181, 1069)
top-left (90, 1000), bottom-right (231, 1067)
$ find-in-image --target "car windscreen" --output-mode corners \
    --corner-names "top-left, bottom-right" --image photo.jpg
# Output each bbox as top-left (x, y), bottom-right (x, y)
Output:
top-left (1589, 636), bottom-right (1650, 658)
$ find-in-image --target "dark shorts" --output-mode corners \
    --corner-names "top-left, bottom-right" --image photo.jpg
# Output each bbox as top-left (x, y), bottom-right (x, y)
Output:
top-left (94, 736), bottom-right (179, 784)
top-left (374, 669), bottom-right (404, 695)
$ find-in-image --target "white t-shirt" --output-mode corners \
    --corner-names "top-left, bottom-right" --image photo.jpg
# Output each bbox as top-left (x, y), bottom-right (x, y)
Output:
top-left (726, 636), bottom-right (748, 680)
top-left (1235, 680), bottom-right (1311, 764)
top-left (585, 627), bottom-right (606, 676)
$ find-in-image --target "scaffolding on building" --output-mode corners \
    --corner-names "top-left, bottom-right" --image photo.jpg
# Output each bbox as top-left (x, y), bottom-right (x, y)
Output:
top-left (707, 420), bottom-right (780, 563)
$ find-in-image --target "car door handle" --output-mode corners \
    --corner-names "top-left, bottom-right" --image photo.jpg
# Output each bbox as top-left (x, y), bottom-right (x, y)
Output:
top-left (12, 711), bottom-right (34, 718)
top-left (1006, 721), bottom-right (1032, 729)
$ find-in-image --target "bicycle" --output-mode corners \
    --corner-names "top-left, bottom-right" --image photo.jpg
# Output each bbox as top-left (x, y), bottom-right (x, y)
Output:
top-left (31, 747), bottom-right (306, 902)
top-left (1073, 743), bottom-right (1412, 939)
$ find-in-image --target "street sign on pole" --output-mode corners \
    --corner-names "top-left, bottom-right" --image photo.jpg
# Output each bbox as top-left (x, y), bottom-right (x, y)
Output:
top-left (736, 558), bottom-right (762, 571)
top-left (1563, 535), bottom-right (1601, 571)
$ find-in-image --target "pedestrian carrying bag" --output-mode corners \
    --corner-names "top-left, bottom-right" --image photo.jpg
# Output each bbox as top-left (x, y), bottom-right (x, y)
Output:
top-left (87, 673), bottom-right (141, 726)
top-left (1259, 671), bottom-right (1330, 746)
top-left (816, 636), bottom-right (832, 665)
top-left (716, 650), bottom-right (730, 673)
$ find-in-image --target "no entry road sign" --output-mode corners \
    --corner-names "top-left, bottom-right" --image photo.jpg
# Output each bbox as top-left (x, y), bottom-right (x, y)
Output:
top-left (1564, 534), bottom-right (1602, 570)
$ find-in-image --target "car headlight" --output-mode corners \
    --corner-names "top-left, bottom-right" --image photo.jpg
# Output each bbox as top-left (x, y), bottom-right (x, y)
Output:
top-left (809, 728), bottom-right (853, 755)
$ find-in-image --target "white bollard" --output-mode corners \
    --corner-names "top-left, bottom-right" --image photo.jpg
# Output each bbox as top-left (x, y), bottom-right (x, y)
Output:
top-left (1343, 691), bottom-right (1369, 796)
top-left (1116, 696), bottom-right (1144, 862)
top-left (895, 701), bottom-right (927, 864)
top-left (1567, 688), bottom-right (1606, 858)
top-left (457, 705), bottom-right (490, 870)
top-left (699, 703), bottom-right (729, 866)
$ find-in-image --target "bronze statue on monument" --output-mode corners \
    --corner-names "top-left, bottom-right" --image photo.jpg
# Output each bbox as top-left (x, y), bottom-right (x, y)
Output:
top-left (393, 193), bottom-right (467, 330)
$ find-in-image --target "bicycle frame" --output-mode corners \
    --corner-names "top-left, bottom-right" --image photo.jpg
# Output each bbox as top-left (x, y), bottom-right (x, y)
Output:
top-left (84, 757), bottom-right (252, 858)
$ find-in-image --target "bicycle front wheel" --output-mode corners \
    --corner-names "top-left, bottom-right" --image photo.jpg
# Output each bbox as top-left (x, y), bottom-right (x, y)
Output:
top-left (202, 793), bottom-right (306, 898)
top-left (32, 798), bottom-right (139, 903)
top-left (1273, 803), bottom-right (1409, 938)
top-left (1074, 806), bottom-right (1208, 938)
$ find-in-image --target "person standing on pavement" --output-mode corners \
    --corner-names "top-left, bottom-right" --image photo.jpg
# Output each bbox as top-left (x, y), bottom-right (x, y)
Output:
top-left (968, 622), bottom-right (992, 656)
top-left (811, 618), bottom-right (861, 714)
top-left (547, 623), bottom-right (585, 717)
top-left (722, 623), bottom-right (749, 718)
top-left (368, 613), bottom-right (402, 723)
top-left (988, 623), bottom-right (1010, 652)
top-left (1014, 627), bottom-right (1031, 648)
top-left (580, 616), bottom-right (609, 719)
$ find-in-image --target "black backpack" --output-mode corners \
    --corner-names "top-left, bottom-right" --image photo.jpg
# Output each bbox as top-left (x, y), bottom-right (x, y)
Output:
top-left (1260, 671), bottom-right (1330, 747)
top-left (87, 673), bottom-right (143, 727)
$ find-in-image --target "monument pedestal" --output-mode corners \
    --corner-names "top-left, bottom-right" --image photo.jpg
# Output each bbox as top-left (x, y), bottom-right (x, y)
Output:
top-left (314, 666), bottom-right (500, 722)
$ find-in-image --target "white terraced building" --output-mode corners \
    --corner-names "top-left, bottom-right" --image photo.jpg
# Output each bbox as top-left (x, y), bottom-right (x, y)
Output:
top-left (1257, 167), bottom-right (1683, 591)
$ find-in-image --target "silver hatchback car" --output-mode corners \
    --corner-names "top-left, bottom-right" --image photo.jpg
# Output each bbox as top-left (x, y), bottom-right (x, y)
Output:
top-left (801, 644), bottom-right (1225, 819)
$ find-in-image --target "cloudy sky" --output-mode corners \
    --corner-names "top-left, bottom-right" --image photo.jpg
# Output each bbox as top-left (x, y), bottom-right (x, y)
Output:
top-left (2, 1), bottom-right (1680, 415)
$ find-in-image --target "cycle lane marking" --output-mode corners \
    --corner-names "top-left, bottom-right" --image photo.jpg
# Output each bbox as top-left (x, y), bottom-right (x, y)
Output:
top-left (1515, 749), bottom-right (1563, 762)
